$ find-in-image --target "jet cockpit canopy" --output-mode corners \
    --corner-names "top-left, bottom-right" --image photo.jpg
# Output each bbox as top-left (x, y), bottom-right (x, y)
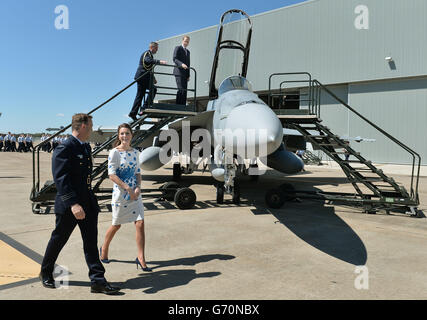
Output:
top-left (208, 9), bottom-right (252, 99)
top-left (218, 75), bottom-right (253, 96)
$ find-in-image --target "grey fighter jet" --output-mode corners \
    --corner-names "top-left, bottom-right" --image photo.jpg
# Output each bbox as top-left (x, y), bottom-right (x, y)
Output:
top-left (139, 9), bottom-right (304, 204)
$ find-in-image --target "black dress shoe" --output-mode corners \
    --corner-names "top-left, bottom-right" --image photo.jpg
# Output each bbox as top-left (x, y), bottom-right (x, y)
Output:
top-left (91, 282), bottom-right (121, 295)
top-left (138, 107), bottom-right (146, 116)
top-left (39, 272), bottom-right (56, 289)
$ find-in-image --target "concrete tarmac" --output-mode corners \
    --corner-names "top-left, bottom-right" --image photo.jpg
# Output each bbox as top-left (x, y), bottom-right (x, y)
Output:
top-left (0, 151), bottom-right (427, 300)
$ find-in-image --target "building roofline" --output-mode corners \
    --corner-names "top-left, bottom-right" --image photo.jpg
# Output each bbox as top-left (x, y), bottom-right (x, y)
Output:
top-left (158, 0), bottom-right (317, 43)
top-left (250, 0), bottom-right (319, 19)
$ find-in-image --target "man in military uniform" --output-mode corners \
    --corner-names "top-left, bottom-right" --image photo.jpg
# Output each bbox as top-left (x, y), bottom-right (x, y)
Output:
top-left (25, 134), bottom-right (33, 152)
top-left (40, 113), bottom-right (120, 294)
top-left (17, 134), bottom-right (25, 152)
top-left (10, 134), bottom-right (17, 152)
top-left (128, 42), bottom-right (167, 121)
top-left (4, 132), bottom-right (10, 151)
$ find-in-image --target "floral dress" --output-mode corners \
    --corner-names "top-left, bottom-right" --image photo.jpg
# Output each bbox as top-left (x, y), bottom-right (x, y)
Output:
top-left (108, 148), bottom-right (144, 225)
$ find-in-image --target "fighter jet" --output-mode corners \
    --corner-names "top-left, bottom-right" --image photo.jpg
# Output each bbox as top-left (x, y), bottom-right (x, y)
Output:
top-left (138, 9), bottom-right (304, 204)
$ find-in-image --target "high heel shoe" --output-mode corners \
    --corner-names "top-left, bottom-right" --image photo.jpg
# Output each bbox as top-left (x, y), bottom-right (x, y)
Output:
top-left (135, 258), bottom-right (152, 272)
top-left (99, 246), bottom-right (110, 264)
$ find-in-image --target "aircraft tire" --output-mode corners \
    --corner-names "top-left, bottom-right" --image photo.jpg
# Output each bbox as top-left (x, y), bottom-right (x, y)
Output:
top-left (174, 187), bottom-right (196, 210)
top-left (279, 183), bottom-right (296, 201)
top-left (161, 181), bottom-right (180, 201)
top-left (265, 188), bottom-right (286, 209)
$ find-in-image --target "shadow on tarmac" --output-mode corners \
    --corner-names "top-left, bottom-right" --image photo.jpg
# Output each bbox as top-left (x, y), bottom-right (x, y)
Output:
top-left (246, 176), bottom-right (368, 266)
top-left (266, 202), bottom-right (368, 266)
top-left (68, 254), bottom-right (234, 294)
top-left (120, 269), bottom-right (221, 294)
top-left (105, 254), bottom-right (235, 269)
top-left (139, 172), bottom-right (368, 266)
top-left (68, 269), bottom-right (218, 295)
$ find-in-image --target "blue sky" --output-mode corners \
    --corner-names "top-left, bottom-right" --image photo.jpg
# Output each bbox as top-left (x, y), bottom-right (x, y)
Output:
top-left (0, 0), bottom-right (307, 133)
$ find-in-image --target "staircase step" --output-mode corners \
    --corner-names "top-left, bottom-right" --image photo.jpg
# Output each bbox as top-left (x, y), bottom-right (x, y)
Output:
top-left (296, 126), bottom-right (319, 131)
top-left (373, 184), bottom-right (397, 188)
top-left (369, 179), bottom-right (401, 186)
top-left (348, 168), bottom-right (373, 172)
top-left (360, 177), bottom-right (383, 181)
top-left (331, 151), bottom-right (361, 155)
top-left (317, 143), bottom-right (341, 147)
top-left (305, 135), bottom-right (325, 139)
top-left (274, 109), bottom-right (311, 115)
top-left (379, 191), bottom-right (405, 197)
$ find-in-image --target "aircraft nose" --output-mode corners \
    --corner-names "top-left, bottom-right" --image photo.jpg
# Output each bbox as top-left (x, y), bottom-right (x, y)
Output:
top-left (224, 103), bottom-right (283, 157)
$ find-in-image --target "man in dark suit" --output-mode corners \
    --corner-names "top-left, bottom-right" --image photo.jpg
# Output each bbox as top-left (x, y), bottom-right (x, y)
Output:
top-left (40, 113), bottom-right (120, 295)
top-left (128, 42), bottom-right (167, 121)
top-left (173, 35), bottom-right (191, 105)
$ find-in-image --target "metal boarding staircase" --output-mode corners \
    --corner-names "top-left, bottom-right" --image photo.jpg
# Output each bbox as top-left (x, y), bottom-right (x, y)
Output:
top-left (268, 72), bottom-right (421, 216)
top-left (31, 65), bottom-right (198, 213)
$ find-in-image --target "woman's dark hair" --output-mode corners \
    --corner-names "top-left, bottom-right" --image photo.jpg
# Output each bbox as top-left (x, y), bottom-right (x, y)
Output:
top-left (113, 123), bottom-right (133, 147)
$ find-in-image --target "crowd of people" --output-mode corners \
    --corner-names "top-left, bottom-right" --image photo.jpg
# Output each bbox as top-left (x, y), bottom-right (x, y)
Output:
top-left (0, 133), bottom-right (33, 152)
top-left (40, 134), bottom-right (71, 152)
top-left (0, 132), bottom-right (71, 153)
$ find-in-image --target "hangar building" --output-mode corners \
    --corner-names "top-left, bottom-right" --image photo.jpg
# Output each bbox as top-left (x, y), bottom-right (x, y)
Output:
top-left (154, 0), bottom-right (427, 165)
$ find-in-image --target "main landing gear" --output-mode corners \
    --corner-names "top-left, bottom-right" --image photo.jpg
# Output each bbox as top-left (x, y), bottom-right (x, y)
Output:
top-left (159, 181), bottom-right (197, 210)
top-left (265, 183), bottom-right (296, 209)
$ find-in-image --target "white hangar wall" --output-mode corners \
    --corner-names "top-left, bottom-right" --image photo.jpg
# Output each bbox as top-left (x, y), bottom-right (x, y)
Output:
top-left (155, 0), bottom-right (427, 164)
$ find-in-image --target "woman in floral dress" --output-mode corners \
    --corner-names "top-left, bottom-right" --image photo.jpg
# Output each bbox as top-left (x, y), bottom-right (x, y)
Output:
top-left (99, 123), bottom-right (151, 271)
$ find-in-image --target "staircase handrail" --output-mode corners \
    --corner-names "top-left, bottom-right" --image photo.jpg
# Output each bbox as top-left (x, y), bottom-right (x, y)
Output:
top-left (32, 69), bottom-right (151, 198)
top-left (312, 79), bottom-right (421, 203)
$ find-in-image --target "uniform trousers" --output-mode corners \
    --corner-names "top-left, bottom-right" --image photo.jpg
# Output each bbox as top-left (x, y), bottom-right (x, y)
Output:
top-left (129, 77), bottom-right (157, 117)
top-left (41, 208), bottom-right (106, 284)
top-left (17, 142), bottom-right (25, 152)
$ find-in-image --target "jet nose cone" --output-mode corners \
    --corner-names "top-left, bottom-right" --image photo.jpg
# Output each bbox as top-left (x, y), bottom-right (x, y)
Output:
top-left (224, 103), bottom-right (283, 157)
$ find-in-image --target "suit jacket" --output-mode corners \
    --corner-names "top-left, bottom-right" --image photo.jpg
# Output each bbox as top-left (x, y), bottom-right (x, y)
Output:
top-left (134, 50), bottom-right (160, 81)
top-left (173, 45), bottom-right (190, 78)
top-left (52, 136), bottom-right (100, 215)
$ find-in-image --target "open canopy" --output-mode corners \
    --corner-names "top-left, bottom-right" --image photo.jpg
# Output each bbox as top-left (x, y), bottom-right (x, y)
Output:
top-left (209, 9), bottom-right (252, 99)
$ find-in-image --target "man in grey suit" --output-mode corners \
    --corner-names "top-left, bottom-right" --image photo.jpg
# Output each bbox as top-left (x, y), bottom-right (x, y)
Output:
top-left (173, 35), bottom-right (190, 105)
